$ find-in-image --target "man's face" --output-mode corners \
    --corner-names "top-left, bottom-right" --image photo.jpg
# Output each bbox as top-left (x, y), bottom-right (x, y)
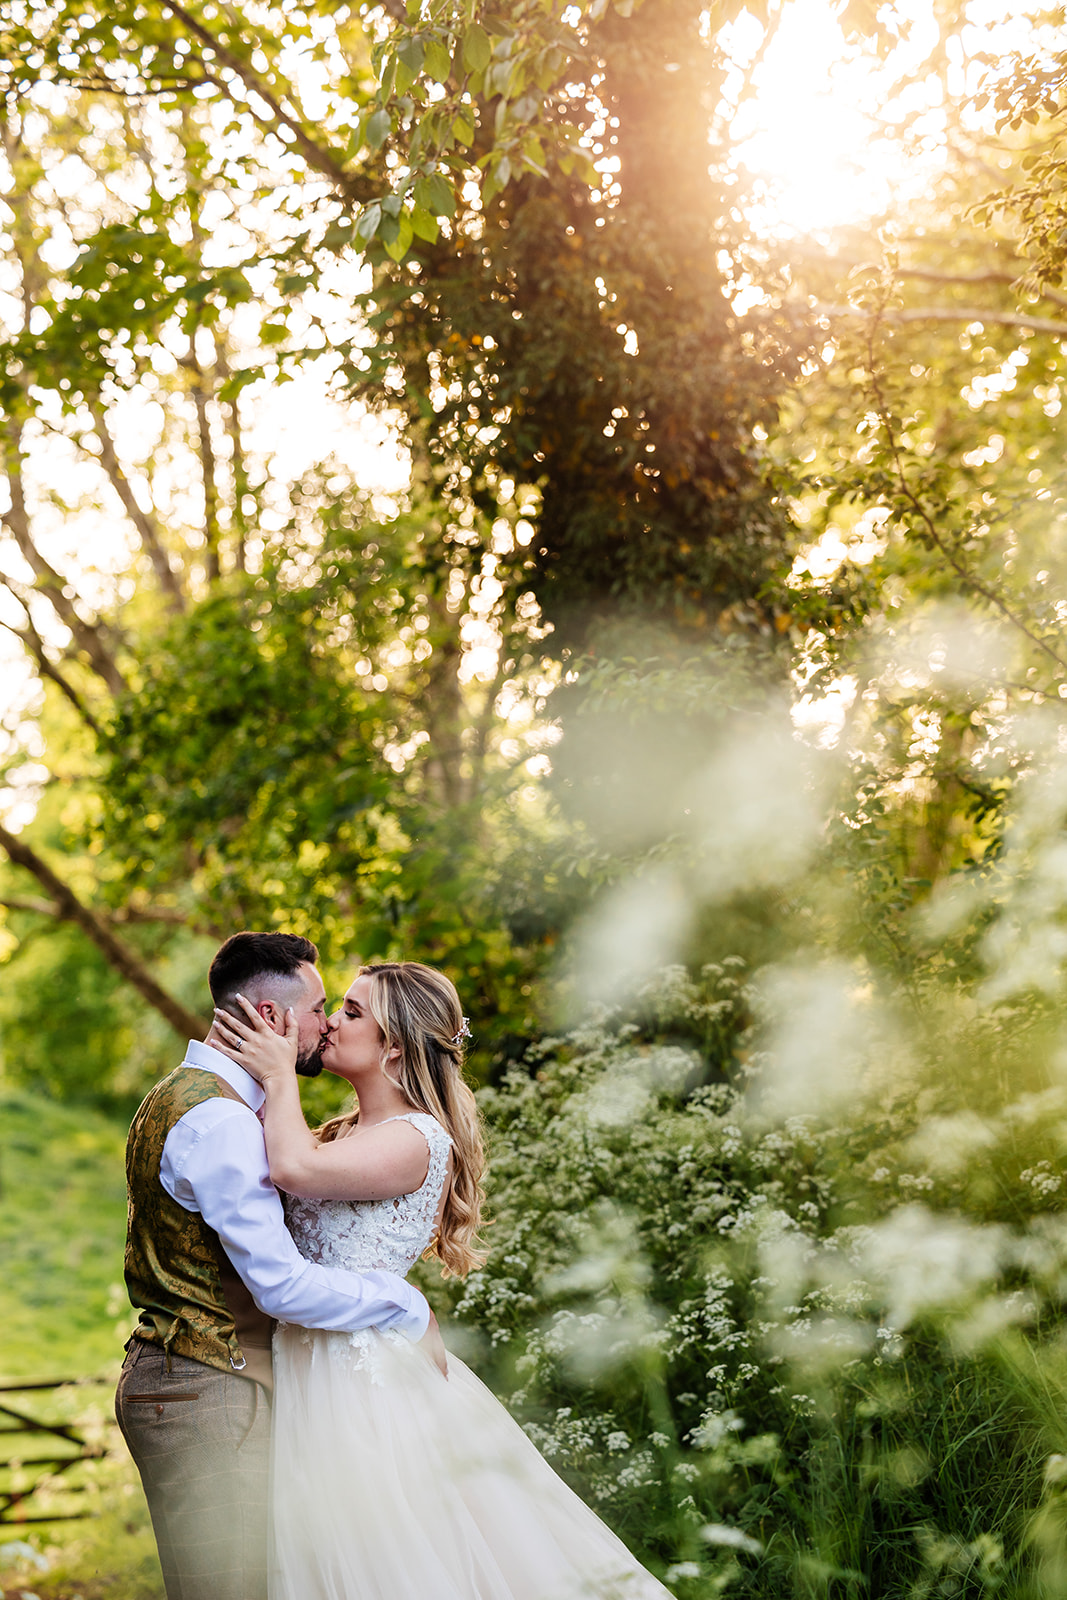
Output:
top-left (289, 962), bottom-right (330, 1077)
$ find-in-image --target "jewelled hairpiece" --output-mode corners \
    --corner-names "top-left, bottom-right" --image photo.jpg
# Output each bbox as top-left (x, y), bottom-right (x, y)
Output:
top-left (452, 1017), bottom-right (472, 1046)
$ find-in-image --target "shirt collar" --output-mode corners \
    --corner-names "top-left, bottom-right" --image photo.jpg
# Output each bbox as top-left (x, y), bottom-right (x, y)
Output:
top-left (183, 1038), bottom-right (266, 1114)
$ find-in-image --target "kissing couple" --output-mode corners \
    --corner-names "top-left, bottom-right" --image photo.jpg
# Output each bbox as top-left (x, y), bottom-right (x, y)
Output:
top-left (116, 930), bottom-right (673, 1599)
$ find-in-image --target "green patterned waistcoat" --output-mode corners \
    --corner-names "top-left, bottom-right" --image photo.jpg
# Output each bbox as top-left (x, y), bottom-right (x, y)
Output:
top-left (124, 1065), bottom-right (274, 1386)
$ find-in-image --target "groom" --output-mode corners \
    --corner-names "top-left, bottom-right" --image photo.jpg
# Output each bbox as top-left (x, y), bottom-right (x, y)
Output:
top-left (115, 931), bottom-right (442, 1600)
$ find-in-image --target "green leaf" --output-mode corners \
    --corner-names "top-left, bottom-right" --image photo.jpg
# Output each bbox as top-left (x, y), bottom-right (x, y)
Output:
top-left (454, 110), bottom-right (475, 146)
top-left (486, 59), bottom-right (514, 98)
top-left (355, 202), bottom-right (382, 242)
top-left (535, 47), bottom-right (565, 89)
top-left (462, 23), bottom-right (491, 73)
top-left (383, 212), bottom-right (414, 261)
top-left (414, 171), bottom-right (456, 217)
top-left (366, 108), bottom-right (392, 150)
top-left (424, 37), bottom-right (452, 81)
top-left (410, 205), bottom-right (439, 243)
top-left (522, 134), bottom-right (548, 177)
top-left (396, 35), bottom-right (425, 73)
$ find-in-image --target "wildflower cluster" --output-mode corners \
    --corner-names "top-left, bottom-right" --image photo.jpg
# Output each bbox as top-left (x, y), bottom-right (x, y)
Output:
top-left (415, 962), bottom-right (1067, 1594)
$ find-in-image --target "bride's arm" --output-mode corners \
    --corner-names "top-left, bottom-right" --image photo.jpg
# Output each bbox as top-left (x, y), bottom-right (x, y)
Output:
top-left (212, 1001), bottom-right (430, 1203)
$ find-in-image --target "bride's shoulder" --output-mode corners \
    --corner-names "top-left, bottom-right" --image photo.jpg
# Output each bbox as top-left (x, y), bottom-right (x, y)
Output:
top-left (395, 1109), bottom-right (453, 1148)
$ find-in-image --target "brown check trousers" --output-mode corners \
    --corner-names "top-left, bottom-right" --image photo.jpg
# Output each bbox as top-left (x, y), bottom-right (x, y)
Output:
top-left (116, 1338), bottom-right (271, 1600)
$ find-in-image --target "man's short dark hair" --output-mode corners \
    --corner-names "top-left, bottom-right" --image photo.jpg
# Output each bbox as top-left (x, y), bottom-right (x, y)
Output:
top-left (209, 931), bottom-right (319, 1005)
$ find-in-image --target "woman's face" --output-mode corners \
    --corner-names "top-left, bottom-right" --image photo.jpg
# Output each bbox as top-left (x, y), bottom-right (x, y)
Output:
top-left (321, 973), bottom-right (394, 1083)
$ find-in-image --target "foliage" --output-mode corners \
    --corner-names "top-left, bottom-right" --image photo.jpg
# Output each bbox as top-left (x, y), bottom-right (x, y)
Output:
top-left (409, 957), bottom-right (1067, 1595)
top-left (0, 0), bottom-right (622, 241)
top-left (0, 0), bottom-right (798, 1098)
top-left (6, 2), bottom-right (1067, 1595)
top-left (96, 522), bottom-right (562, 1061)
top-left (0, 78), bottom-right (569, 1089)
top-left (971, 16), bottom-right (1067, 293)
top-left (352, 0), bottom-right (801, 649)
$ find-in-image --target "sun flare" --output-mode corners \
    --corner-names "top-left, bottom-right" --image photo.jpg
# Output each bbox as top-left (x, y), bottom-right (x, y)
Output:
top-left (724, 0), bottom-right (1013, 239)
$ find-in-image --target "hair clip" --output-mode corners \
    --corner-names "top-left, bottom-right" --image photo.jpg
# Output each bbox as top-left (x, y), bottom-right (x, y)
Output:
top-left (452, 1017), bottom-right (472, 1046)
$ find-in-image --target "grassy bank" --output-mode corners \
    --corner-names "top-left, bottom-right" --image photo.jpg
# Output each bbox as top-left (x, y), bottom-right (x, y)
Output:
top-left (0, 1084), bottom-right (162, 1597)
top-left (0, 1086), bottom-right (131, 1381)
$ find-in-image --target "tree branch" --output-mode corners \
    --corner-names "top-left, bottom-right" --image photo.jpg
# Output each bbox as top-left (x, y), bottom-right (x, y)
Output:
top-left (893, 268), bottom-right (1067, 312)
top-left (0, 112), bottom-right (48, 317)
top-left (0, 610), bottom-right (102, 737)
top-left (0, 892), bottom-right (217, 933)
top-left (180, 347), bottom-right (222, 582)
top-left (0, 894), bottom-right (61, 916)
top-left (212, 337), bottom-right (249, 573)
top-left (1, 422), bottom-right (129, 696)
top-left (0, 112), bottom-right (129, 696)
top-left (812, 302), bottom-right (1067, 339)
top-left (90, 403), bottom-right (186, 613)
top-left (0, 820), bottom-right (210, 1038)
top-left (158, 0), bottom-right (372, 206)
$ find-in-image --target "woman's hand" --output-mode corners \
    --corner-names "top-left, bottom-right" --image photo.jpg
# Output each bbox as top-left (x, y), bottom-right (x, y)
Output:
top-left (212, 994), bottom-right (299, 1085)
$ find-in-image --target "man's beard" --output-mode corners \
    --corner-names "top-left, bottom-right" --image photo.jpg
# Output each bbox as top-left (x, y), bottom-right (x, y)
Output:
top-left (295, 1043), bottom-right (324, 1079)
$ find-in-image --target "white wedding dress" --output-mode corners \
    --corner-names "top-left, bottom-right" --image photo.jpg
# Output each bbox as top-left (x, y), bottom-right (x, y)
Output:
top-left (271, 1110), bottom-right (674, 1600)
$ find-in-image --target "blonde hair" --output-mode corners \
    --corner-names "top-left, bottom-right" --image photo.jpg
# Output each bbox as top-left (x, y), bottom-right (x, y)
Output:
top-left (317, 962), bottom-right (487, 1276)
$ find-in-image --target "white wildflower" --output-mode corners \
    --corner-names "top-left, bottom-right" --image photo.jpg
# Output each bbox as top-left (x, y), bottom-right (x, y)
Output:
top-left (701, 1524), bottom-right (764, 1555)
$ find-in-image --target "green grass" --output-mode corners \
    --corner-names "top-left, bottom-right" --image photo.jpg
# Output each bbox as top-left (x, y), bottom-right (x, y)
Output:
top-left (0, 1085), bottom-right (132, 1382)
top-left (0, 1083), bottom-right (163, 1597)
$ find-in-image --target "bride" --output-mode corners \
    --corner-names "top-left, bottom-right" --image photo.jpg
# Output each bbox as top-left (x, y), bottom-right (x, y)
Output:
top-left (211, 960), bottom-right (673, 1600)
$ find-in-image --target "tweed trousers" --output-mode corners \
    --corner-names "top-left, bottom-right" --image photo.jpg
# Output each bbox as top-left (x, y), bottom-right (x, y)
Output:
top-left (116, 1337), bottom-right (271, 1600)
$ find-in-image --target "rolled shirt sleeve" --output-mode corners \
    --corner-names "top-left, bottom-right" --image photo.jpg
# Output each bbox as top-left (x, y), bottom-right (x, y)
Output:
top-left (160, 1098), bottom-right (430, 1341)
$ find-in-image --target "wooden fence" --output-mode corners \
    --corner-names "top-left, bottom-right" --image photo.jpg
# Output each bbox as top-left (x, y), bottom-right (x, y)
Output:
top-left (0, 1379), bottom-right (115, 1526)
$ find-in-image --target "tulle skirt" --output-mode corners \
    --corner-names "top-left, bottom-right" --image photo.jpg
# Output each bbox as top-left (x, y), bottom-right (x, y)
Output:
top-left (269, 1323), bottom-right (673, 1600)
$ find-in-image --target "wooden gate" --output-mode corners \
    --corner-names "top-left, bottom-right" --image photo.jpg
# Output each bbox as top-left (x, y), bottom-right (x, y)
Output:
top-left (0, 1379), bottom-right (114, 1526)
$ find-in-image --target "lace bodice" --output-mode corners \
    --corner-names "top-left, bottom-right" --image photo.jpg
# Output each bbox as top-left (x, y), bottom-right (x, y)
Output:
top-left (284, 1111), bottom-right (452, 1278)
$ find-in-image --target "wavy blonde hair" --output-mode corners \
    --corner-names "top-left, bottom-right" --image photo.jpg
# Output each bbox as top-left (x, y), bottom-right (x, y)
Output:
top-left (317, 962), bottom-right (487, 1276)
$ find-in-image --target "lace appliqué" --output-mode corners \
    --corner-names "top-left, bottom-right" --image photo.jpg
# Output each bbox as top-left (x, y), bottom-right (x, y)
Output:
top-left (279, 1113), bottom-right (451, 1376)
top-left (282, 1111), bottom-right (452, 1365)
top-left (278, 1321), bottom-right (410, 1384)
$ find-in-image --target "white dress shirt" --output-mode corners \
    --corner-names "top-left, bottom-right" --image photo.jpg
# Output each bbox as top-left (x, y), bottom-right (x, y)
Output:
top-left (158, 1040), bottom-right (429, 1340)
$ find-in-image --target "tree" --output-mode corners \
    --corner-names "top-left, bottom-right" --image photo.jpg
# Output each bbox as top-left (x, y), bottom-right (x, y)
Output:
top-left (0, 89), bottom-right (558, 1092)
top-left (0, 0), bottom-right (806, 1081)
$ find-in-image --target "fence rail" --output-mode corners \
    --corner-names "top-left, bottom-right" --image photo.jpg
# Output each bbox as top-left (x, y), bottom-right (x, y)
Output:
top-left (0, 1378), bottom-right (115, 1526)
